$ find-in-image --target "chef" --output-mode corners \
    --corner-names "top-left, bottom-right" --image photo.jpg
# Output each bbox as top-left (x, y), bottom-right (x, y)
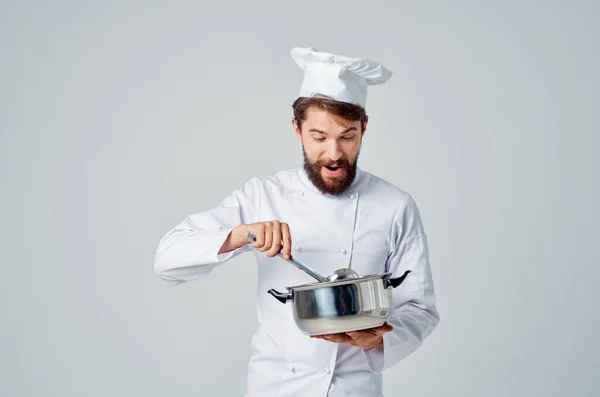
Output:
top-left (154, 46), bottom-right (440, 397)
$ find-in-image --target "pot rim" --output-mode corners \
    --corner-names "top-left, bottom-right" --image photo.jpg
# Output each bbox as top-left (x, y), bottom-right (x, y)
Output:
top-left (285, 272), bottom-right (392, 291)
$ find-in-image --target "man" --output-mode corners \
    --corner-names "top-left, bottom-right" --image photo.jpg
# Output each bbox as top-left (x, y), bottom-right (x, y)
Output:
top-left (154, 47), bottom-right (440, 397)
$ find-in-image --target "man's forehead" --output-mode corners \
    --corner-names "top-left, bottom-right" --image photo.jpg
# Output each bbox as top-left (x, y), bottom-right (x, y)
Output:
top-left (303, 109), bottom-right (359, 134)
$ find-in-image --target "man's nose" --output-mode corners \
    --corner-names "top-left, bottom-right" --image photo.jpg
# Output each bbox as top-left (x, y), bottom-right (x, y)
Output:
top-left (326, 141), bottom-right (343, 161)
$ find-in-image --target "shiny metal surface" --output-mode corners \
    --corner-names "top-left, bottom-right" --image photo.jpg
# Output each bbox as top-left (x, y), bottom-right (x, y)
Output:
top-left (289, 273), bottom-right (394, 291)
top-left (294, 281), bottom-right (393, 335)
top-left (326, 267), bottom-right (360, 281)
top-left (285, 275), bottom-right (396, 335)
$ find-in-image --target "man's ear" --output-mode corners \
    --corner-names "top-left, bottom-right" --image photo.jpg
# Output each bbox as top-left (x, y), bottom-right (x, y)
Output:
top-left (361, 115), bottom-right (369, 137)
top-left (292, 118), bottom-right (302, 140)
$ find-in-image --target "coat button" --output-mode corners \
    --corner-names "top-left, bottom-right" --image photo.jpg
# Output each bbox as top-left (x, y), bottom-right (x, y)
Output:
top-left (324, 368), bottom-right (331, 374)
top-left (349, 193), bottom-right (355, 199)
top-left (289, 366), bottom-right (295, 372)
top-left (340, 248), bottom-right (347, 255)
top-left (297, 191), bottom-right (304, 197)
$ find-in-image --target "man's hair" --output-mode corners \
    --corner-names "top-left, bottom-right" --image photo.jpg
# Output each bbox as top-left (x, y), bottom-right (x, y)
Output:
top-left (292, 94), bottom-right (367, 132)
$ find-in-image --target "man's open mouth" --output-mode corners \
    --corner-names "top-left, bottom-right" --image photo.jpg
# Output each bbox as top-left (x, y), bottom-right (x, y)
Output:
top-left (325, 165), bottom-right (341, 171)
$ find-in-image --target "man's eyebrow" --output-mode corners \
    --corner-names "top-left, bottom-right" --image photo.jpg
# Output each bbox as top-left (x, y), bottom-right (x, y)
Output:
top-left (308, 127), bottom-right (358, 134)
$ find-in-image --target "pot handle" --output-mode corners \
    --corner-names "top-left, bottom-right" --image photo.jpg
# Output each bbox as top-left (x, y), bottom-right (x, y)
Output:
top-left (267, 289), bottom-right (292, 304)
top-left (387, 270), bottom-right (412, 288)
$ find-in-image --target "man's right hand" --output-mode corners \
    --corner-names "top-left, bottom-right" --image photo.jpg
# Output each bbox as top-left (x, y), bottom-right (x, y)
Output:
top-left (220, 221), bottom-right (292, 259)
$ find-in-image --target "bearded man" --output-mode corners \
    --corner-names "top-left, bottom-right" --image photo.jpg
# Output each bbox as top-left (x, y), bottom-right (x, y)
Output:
top-left (154, 46), bottom-right (440, 397)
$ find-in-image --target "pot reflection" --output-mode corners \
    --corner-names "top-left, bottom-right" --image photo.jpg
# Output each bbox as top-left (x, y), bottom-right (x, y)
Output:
top-left (296, 284), bottom-right (361, 318)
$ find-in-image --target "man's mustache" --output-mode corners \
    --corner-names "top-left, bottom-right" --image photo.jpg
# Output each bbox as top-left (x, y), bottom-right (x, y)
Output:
top-left (315, 160), bottom-right (349, 168)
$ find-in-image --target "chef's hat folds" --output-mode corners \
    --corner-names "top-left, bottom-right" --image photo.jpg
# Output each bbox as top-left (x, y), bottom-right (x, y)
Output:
top-left (291, 47), bottom-right (392, 108)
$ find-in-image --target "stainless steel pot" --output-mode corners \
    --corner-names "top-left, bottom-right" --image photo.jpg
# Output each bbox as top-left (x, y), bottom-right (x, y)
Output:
top-left (268, 270), bottom-right (410, 336)
top-left (247, 233), bottom-right (411, 336)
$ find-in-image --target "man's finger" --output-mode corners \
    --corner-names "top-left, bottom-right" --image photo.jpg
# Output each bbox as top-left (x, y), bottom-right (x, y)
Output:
top-left (281, 222), bottom-right (292, 260)
top-left (323, 333), bottom-right (354, 345)
top-left (252, 225), bottom-right (265, 248)
top-left (268, 221), bottom-right (282, 257)
top-left (346, 323), bottom-right (393, 340)
top-left (261, 222), bottom-right (273, 252)
top-left (373, 322), bottom-right (394, 336)
top-left (346, 330), bottom-right (366, 340)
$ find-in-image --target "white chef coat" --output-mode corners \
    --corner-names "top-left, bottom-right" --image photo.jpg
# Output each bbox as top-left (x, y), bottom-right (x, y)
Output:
top-left (154, 167), bottom-right (440, 397)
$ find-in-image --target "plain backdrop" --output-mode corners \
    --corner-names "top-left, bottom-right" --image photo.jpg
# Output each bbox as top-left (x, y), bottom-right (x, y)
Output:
top-left (2, 1), bottom-right (599, 396)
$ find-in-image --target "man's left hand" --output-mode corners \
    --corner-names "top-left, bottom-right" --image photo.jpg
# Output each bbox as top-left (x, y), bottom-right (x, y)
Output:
top-left (310, 322), bottom-right (393, 348)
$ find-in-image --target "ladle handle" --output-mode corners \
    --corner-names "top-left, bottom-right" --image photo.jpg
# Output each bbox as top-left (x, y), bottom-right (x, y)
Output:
top-left (247, 232), bottom-right (327, 282)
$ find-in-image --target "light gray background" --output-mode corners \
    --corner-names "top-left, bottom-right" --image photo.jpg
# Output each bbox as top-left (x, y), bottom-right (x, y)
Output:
top-left (2, 1), bottom-right (599, 396)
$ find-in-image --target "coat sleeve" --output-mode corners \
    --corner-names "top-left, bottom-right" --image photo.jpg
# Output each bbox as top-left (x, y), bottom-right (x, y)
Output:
top-left (362, 193), bottom-right (440, 373)
top-left (153, 177), bottom-right (262, 284)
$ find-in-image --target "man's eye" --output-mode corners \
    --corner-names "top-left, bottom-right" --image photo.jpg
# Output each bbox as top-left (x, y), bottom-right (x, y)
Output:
top-left (314, 137), bottom-right (326, 141)
top-left (342, 136), bottom-right (354, 140)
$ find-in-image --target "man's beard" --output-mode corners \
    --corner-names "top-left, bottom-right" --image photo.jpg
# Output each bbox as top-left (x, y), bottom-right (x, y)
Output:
top-left (302, 146), bottom-right (360, 196)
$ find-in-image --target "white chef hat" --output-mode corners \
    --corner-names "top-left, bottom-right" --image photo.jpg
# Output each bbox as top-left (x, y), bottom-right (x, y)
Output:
top-left (291, 47), bottom-right (392, 108)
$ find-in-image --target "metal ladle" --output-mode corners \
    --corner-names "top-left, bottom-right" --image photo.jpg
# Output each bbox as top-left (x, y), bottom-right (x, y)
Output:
top-left (247, 232), bottom-right (359, 282)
